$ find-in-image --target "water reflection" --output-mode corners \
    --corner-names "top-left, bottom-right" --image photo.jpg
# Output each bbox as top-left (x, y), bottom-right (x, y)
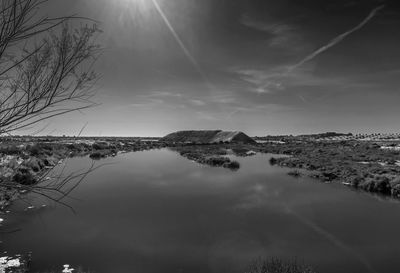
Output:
top-left (2, 149), bottom-right (400, 273)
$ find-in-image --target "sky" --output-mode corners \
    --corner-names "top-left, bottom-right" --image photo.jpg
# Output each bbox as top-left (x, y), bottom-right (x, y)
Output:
top-left (27, 0), bottom-right (400, 137)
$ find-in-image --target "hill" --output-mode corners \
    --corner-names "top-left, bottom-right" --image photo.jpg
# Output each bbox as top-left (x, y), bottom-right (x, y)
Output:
top-left (160, 130), bottom-right (256, 144)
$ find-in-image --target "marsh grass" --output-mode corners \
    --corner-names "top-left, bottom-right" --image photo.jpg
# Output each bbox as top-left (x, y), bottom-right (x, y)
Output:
top-left (40, 268), bottom-right (92, 273)
top-left (287, 170), bottom-right (302, 178)
top-left (246, 257), bottom-right (317, 273)
top-left (224, 160), bottom-right (240, 170)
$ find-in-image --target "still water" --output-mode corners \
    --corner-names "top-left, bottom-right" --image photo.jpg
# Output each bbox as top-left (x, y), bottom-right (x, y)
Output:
top-left (2, 149), bottom-right (400, 273)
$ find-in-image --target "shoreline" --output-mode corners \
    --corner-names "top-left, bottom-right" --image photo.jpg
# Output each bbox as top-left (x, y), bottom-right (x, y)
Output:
top-left (1, 137), bottom-right (400, 213)
top-left (255, 140), bottom-right (400, 198)
top-left (0, 138), bottom-right (169, 211)
top-left (1, 137), bottom-right (400, 272)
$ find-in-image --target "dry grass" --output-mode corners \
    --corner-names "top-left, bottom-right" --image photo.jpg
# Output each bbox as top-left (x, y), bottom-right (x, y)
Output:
top-left (245, 258), bottom-right (317, 273)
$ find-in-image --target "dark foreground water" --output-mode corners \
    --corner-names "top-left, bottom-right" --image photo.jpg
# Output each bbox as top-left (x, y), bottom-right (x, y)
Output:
top-left (2, 149), bottom-right (400, 273)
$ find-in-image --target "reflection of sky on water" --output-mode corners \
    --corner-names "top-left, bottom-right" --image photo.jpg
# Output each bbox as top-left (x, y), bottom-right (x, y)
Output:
top-left (3, 149), bottom-right (400, 273)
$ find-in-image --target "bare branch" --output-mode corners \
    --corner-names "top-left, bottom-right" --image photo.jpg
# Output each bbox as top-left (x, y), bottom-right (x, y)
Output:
top-left (0, 0), bottom-right (101, 134)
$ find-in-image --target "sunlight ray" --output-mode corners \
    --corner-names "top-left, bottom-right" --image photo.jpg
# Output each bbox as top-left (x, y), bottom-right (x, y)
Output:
top-left (150, 0), bottom-right (214, 90)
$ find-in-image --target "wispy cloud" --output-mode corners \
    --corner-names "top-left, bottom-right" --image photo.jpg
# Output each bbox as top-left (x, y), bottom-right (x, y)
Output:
top-left (240, 15), bottom-right (306, 52)
top-left (143, 91), bottom-right (183, 98)
top-left (235, 5), bottom-right (385, 96)
top-left (235, 65), bottom-right (334, 94)
top-left (130, 91), bottom-right (210, 110)
top-left (227, 103), bottom-right (296, 119)
top-left (118, 98), bottom-right (164, 109)
top-left (189, 99), bottom-right (206, 106)
top-left (234, 64), bottom-right (374, 96)
top-left (196, 111), bottom-right (219, 121)
top-left (241, 15), bottom-right (295, 34)
top-left (115, 91), bottom-right (184, 110)
top-left (288, 5), bottom-right (385, 72)
top-left (236, 68), bottom-right (285, 94)
top-left (209, 95), bottom-right (237, 105)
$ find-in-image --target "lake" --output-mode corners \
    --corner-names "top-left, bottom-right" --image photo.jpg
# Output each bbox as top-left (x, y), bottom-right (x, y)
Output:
top-left (2, 149), bottom-right (400, 273)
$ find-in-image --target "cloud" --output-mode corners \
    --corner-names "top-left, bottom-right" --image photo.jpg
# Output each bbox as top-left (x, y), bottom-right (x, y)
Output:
top-left (143, 91), bottom-right (183, 98)
top-left (189, 99), bottom-right (206, 106)
top-left (234, 64), bottom-right (373, 96)
top-left (241, 15), bottom-right (295, 34)
top-left (209, 95), bottom-right (237, 105)
top-left (235, 5), bottom-right (386, 98)
top-left (118, 98), bottom-right (164, 109)
top-left (288, 5), bottom-right (385, 72)
top-left (196, 111), bottom-right (219, 121)
top-left (236, 68), bottom-right (285, 94)
top-left (119, 91), bottom-right (183, 108)
top-left (133, 91), bottom-right (224, 110)
top-left (227, 103), bottom-right (296, 120)
top-left (240, 15), bottom-right (306, 52)
top-left (235, 66), bottom-right (321, 94)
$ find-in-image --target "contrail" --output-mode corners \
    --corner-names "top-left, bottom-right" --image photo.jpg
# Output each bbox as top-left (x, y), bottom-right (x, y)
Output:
top-left (288, 5), bottom-right (385, 73)
top-left (284, 205), bottom-right (378, 273)
top-left (150, 0), bottom-right (214, 90)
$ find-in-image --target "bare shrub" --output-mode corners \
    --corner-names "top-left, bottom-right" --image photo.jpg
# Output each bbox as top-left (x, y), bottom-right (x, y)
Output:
top-left (0, 0), bottom-right (101, 134)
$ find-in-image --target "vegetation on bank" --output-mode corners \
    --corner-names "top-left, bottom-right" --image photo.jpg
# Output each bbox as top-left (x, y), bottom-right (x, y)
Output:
top-left (260, 140), bottom-right (400, 197)
top-left (0, 254), bottom-right (30, 273)
top-left (0, 258), bottom-right (90, 273)
top-left (169, 139), bottom-right (400, 199)
top-left (3, 255), bottom-right (316, 273)
top-left (0, 138), bottom-right (168, 209)
top-left (245, 258), bottom-right (317, 273)
top-left (0, 0), bottom-right (103, 216)
top-left (5, 137), bottom-right (397, 273)
top-left (3, 136), bottom-right (400, 210)
top-left (287, 169), bottom-right (302, 178)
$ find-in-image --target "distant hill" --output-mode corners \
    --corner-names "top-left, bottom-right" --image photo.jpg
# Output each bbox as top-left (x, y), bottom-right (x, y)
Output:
top-left (161, 130), bottom-right (256, 144)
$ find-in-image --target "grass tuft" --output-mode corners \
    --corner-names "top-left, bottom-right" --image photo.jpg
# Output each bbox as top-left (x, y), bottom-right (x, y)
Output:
top-left (246, 257), bottom-right (317, 273)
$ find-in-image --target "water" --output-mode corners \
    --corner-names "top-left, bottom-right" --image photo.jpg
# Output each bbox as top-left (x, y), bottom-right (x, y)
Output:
top-left (2, 149), bottom-right (400, 273)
